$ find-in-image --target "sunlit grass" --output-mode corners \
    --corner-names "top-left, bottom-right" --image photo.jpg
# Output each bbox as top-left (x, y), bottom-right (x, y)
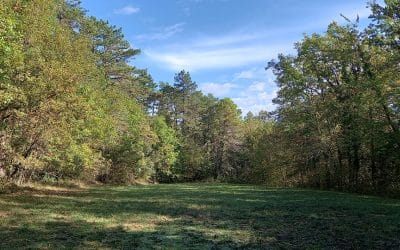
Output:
top-left (1, 183), bottom-right (399, 249)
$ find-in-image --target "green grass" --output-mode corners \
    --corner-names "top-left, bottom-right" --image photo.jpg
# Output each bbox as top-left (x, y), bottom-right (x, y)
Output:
top-left (1, 183), bottom-right (400, 249)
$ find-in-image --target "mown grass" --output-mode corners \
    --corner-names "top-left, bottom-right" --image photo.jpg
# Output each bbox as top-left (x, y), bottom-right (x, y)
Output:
top-left (0, 183), bottom-right (399, 249)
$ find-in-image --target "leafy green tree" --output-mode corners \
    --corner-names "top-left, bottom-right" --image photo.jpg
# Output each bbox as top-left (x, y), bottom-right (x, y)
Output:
top-left (151, 116), bottom-right (179, 182)
top-left (207, 98), bottom-right (242, 179)
top-left (0, 0), bottom-right (25, 174)
top-left (267, 12), bottom-right (400, 191)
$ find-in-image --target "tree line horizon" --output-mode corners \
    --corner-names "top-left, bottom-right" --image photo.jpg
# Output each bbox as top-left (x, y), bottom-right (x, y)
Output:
top-left (0, 0), bottom-right (399, 195)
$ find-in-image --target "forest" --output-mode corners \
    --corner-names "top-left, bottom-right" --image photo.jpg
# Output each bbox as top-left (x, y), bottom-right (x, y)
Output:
top-left (0, 0), bottom-right (399, 196)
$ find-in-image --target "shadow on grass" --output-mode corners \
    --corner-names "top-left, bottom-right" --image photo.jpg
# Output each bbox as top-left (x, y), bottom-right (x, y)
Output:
top-left (0, 217), bottom-right (246, 249)
top-left (1, 184), bottom-right (400, 249)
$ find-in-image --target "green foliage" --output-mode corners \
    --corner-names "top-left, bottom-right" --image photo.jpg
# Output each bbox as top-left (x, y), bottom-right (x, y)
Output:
top-left (240, 115), bottom-right (276, 184)
top-left (0, 0), bottom-right (159, 183)
top-left (151, 116), bottom-right (179, 182)
top-left (0, 0), bottom-right (399, 196)
top-left (263, 4), bottom-right (400, 192)
top-left (99, 88), bottom-right (157, 183)
top-left (81, 16), bottom-right (140, 83)
top-left (157, 73), bottom-right (244, 181)
top-left (208, 98), bottom-right (243, 180)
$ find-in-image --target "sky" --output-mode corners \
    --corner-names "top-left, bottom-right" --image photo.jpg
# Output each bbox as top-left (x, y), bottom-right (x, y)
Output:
top-left (80, 0), bottom-right (379, 115)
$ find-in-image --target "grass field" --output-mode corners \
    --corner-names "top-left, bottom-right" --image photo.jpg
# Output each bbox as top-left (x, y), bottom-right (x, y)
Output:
top-left (0, 183), bottom-right (399, 249)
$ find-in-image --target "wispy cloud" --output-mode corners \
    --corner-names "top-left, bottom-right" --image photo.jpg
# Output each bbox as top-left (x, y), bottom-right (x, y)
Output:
top-left (234, 67), bottom-right (268, 80)
top-left (145, 44), bottom-right (289, 71)
top-left (191, 32), bottom-right (261, 47)
top-left (234, 69), bottom-right (258, 80)
top-left (135, 23), bottom-right (185, 41)
top-left (142, 20), bottom-right (328, 72)
top-left (114, 5), bottom-right (140, 15)
top-left (138, 1), bottom-right (375, 113)
top-left (143, 2), bottom-right (375, 72)
top-left (248, 81), bottom-right (266, 92)
top-left (200, 82), bottom-right (237, 97)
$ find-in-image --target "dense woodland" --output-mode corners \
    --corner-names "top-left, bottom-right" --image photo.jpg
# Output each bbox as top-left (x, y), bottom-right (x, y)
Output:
top-left (0, 0), bottom-right (399, 195)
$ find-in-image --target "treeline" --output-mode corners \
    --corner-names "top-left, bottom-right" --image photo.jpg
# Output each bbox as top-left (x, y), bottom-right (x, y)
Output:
top-left (0, 0), bottom-right (399, 194)
top-left (0, 0), bottom-right (244, 184)
top-left (260, 0), bottom-right (400, 193)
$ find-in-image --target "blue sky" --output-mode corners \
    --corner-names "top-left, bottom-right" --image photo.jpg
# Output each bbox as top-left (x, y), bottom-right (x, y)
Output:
top-left (81, 0), bottom-right (377, 115)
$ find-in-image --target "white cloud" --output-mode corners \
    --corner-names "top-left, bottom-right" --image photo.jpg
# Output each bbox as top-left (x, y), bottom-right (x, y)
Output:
top-left (233, 88), bottom-right (278, 115)
top-left (145, 44), bottom-right (288, 71)
top-left (141, 1), bottom-right (377, 72)
top-left (192, 33), bottom-right (261, 48)
top-left (114, 5), bottom-right (140, 15)
top-left (230, 77), bottom-right (277, 115)
top-left (199, 79), bottom-right (277, 115)
top-left (234, 67), bottom-right (267, 80)
top-left (138, 1), bottom-right (374, 116)
top-left (135, 23), bottom-right (185, 41)
top-left (142, 23), bottom-right (298, 72)
top-left (200, 82), bottom-right (237, 97)
top-left (248, 81), bottom-right (266, 92)
top-left (143, 8), bottom-right (357, 72)
top-left (234, 69), bottom-right (257, 80)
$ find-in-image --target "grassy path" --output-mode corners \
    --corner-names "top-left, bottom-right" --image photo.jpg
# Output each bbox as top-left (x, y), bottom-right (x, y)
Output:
top-left (1, 183), bottom-right (399, 249)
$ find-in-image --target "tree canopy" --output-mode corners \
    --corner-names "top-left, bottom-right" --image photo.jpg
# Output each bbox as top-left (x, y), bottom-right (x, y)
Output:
top-left (0, 0), bottom-right (399, 195)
